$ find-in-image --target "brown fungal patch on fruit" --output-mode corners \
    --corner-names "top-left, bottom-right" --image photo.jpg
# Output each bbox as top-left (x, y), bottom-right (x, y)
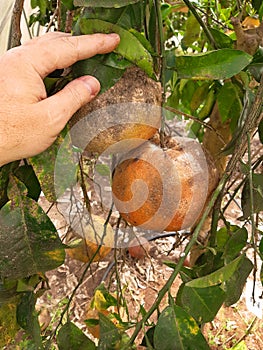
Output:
top-left (112, 137), bottom-right (218, 232)
top-left (69, 67), bottom-right (162, 155)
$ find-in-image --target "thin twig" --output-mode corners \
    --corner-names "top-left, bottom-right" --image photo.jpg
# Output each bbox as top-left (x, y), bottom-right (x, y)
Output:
top-left (155, 0), bottom-right (166, 148)
top-left (164, 105), bottom-right (227, 145)
top-left (247, 133), bottom-right (258, 304)
top-left (65, 10), bottom-right (75, 33)
top-left (45, 7), bottom-right (59, 33)
top-left (182, 0), bottom-right (217, 49)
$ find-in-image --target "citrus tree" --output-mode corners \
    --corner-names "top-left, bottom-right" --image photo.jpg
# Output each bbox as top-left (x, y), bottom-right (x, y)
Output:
top-left (0, 0), bottom-right (263, 349)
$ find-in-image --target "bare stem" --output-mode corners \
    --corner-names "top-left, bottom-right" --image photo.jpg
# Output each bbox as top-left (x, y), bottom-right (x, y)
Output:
top-left (182, 0), bottom-right (217, 49)
top-left (8, 0), bottom-right (25, 49)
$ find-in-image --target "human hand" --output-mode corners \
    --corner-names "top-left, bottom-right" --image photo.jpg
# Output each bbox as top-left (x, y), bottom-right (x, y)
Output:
top-left (0, 32), bottom-right (120, 166)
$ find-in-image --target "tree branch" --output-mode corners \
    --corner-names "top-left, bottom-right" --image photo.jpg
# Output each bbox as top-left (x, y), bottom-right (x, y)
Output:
top-left (8, 0), bottom-right (25, 49)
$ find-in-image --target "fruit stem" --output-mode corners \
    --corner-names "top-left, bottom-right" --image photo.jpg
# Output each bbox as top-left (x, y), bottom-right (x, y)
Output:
top-left (155, 0), bottom-right (166, 148)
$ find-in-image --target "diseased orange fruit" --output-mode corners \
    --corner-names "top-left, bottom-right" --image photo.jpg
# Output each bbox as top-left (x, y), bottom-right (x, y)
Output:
top-left (66, 215), bottom-right (113, 263)
top-left (128, 237), bottom-right (150, 259)
top-left (69, 67), bottom-right (162, 155)
top-left (112, 138), bottom-right (218, 232)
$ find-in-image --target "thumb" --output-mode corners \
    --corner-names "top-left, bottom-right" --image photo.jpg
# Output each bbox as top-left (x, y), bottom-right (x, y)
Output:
top-left (40, 76), bottom-right (100, 131)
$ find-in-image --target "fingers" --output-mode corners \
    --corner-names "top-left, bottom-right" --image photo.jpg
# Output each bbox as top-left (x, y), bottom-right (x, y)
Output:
top-left (23, 32), bottom-right (120, 78)
top-left (37, 75), bottom-right (100, 135)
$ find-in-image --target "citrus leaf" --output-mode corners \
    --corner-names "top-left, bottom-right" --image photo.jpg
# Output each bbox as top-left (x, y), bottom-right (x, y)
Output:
top-left (0, 298), bottom-right (20, 348)
top-left (0, 280), bottom-right (18, 305)
top-left (14, 165), bottom-right (41, 202)
top-left (78, 2), bottom-right (145, 30)
top-left (62, 0), bottom-right (75, 10)
top-left (209, 28), bottom-right (234, 49)
top-left (176, 284), bottom-right (226, 323)
top-left (181, 13), bottom-right (200, 48)
top-left (186, 255), bottom-right (245, 288)
top-left (223, 227), bottom-right (248, 262)
top-left (217, 82), bottom-right (242, 123)
top-left (98, 312), bottom-right (121, 350)
top-left (224, 256), bottom-right (253, 306)
top-left (72, 56), bottom-right (126, 93)
top-left (232, 340), bottom-right (248, 350)
top-left (0, 176), bottom-right (65, 280)
top-left (16, 292), bottom-right (42, 349)
top-left (174, 49), bottom-right (252, 80)
top-left (78, 19), bottom-right (154, 77)
top-left (190, 82), bottom-right (210, 112)
top-left (74, 0), bottom-right (140, 7)
top-left (154, 305), bottom-right (210, 350)
top-left (31, 127), bottom-right (78, 201)
top-left (259, 119), bottom-right (263, 144)
top-left (0, 163), bottom-right (16, 209)
top-left (57, 321), bottom-right (96, 350)
top-left (241, 173), bottom-right (263, 219)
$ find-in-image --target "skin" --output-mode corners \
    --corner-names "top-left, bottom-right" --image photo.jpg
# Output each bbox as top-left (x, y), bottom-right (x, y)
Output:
top-left (0, 32), bottom-right (120, 166)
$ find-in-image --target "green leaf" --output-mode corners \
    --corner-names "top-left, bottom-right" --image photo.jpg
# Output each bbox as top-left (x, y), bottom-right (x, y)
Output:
top-left (252, 0), bottom-right (262, 12)
top-left (190, 82), bottom-right (211, 112)
top-left (215, 226), bottom-right (231, 250)
top-left (223, 227), bottom-right (248, 262)
top-left (217, 82), bottom-right (242, 123)
top-left (30, 127), bottom-right (77, 201)
top-left (174, 49), bottom-right (252, 80)
top-left (74, 0), bottom-right (141, 7)
top-left (62, 0), bottom-right (75, 10)
top-left (198, 88), bottom-right (216, 119)
top-left (78, 3), bottom-right (145, 33)
top-left (0, 298), bottom-right (20, 348)
top-left (141, 327), bottom-right (155, 348)
top-left (0, 176), bottom-right (65, 280)
top-left (241, 173), bottom-right (263, 219)
top-left (186, 255), bottom-right (245, 288)
top-left (16, 292), bottom-right (43, 349)
top-left (57, 321), bottom-right (96, 350)
top-left (0, 163), bottom-right (17, 209)
top-left (78, 19), bottom-right (154, 77)
top-left (224, 256), bottom-right (253, 306)
top-left (95, 164), bottom-right (111, 177)
top-left (258, 119), bottom-right (263, 144)
top-left (154, 305), bottom-right (210, 350)
top-left (31, 0), bottom-right (47, 14)
top-left (72, 56), bottom-right (127, 93)
top-left (0, 280), bottom-right (18, 305)
top-left (209, 28), bottom-right (234, 49)
top-left (98, 312), bottom-right (121, 350)
top-left (181, 13), bottom-right (200, 48)
top-left (14, 165), bottom-right (41, 202)
top-left (231, 340), bottom-right (248, 350)
top-left (176, 284), bottom-right (226, 323)
top-left (259, 236), bottom-right (263, 259)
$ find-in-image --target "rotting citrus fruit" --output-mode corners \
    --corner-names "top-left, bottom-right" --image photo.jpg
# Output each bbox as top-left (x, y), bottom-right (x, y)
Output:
top-left (112, 137), bottom-right (218, 232)
top-left (69, 67), bottom-right (162, 155)
top-left (128, 236), bottom-right (150, 259)
top-left (66, 214), bottom-right (113, 263)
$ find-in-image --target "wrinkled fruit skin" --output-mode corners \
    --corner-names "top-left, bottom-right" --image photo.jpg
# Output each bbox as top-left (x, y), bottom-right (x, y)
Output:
top-left (69, 67), bottom-right (162, 155)
top-left (112, 138), bottom-right (218, 232)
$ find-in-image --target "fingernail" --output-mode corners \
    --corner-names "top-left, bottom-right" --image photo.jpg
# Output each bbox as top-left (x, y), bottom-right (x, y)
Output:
top-left (108, 33), bottom-right (120, 40)
top-left (79, 76), bottom-right (100, 98)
